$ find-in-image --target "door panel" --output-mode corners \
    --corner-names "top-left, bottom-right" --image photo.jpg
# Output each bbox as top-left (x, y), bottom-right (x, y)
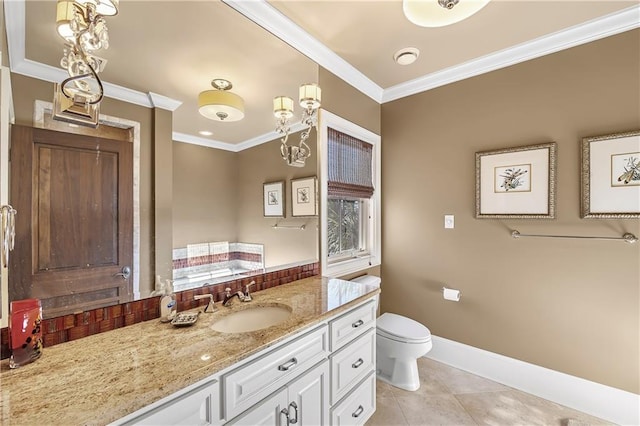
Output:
top-left (10, 125), bottom-right (133, 318)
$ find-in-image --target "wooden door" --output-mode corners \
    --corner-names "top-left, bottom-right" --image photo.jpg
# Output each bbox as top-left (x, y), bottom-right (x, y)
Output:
top-left (10, 125), bottom-right (133, 318)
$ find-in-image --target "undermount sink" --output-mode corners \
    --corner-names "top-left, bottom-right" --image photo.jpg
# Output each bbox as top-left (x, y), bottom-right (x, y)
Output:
top-left (211, 304), bottom-right (292, 333)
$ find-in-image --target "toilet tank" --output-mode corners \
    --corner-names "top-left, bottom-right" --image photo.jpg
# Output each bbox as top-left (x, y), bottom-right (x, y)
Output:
top-left (350, 275), bottom-right (381, 314)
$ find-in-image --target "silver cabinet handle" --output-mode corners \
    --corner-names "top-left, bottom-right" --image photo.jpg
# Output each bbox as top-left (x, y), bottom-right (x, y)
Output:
top-left (352, 319), bottom-right (364, 328)
top-left (352, 358), bottom-right (364, 368)
top-left (352, 405), bottom-right (364, 418)
top-left (288, 402), bottom-right (298, 424)
top-left (281, 407), bottom-right (290, 424)
top-left (278, 357), bottom-right (298, 371)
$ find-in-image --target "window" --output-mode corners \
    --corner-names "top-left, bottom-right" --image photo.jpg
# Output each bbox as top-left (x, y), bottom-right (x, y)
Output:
top-left (320, 110), bottom-right (381, 277)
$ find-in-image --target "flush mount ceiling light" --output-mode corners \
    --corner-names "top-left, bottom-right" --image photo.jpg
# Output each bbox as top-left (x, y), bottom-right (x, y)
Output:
top-left (394, 47), bottom-right (420, 65)
top-left (54, 0), bottom-right (119, 127)
top-left (403, 0), bottom-right (490, 27)
top-left (198, 79), bottom-right (245, 122)
top-left (274, 83), bottom-right (321, 167)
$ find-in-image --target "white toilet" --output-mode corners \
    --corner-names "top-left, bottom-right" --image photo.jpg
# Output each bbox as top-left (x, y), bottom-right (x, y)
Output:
top-left (351, 275), bottom-right (432, 391)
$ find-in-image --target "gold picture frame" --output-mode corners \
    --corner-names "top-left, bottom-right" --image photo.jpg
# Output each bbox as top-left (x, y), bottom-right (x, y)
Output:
top-left (581, 130), bottom-right (640, 218)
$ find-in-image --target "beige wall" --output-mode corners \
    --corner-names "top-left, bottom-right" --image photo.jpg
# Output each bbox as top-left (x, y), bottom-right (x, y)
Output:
top-left (319, 68), bottom-right (381, 136)
top-left (236, 133), bottom-right (318, 268)
top-left (381, 30), bottom-right (640, 393)
top-left (173, 133), bottom-right (319, 269)
top-left (172, 142), bottom-right (239, 247)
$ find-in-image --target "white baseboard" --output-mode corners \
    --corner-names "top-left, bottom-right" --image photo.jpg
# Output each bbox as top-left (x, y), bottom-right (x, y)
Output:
top-left (425, 335), bottom-right (640, 425)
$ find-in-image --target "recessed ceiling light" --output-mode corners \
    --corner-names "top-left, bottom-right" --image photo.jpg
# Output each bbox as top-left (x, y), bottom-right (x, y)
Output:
top-left (394, 47), bottom-right (420, 65)
top-left (199, 130), bottom-right (213, 136)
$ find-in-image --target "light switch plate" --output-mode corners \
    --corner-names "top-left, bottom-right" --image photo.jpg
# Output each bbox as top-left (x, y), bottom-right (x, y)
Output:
top-left (444, 215), bottom-right (455, 229)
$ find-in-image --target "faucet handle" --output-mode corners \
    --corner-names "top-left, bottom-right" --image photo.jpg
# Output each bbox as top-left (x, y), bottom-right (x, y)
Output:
top-left (243, 281), bottom-right (255, 302)
top-left (194, 294), bottom-right (216, 313)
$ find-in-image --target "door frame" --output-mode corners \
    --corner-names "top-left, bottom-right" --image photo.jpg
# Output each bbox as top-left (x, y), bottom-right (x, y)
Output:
top-left (34, 100), bottom-right (141, 298)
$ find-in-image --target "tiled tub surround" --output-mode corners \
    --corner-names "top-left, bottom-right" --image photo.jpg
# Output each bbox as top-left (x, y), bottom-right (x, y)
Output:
top-left (0, 262), bottom-right (319, 358)
top-left (0, 275), bottom-right (378, 425)
top-left (172, 242), bottom-right (265, 291)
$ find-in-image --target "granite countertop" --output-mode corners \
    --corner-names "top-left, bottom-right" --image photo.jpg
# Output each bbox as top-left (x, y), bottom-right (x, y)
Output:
top-left (0, 276), bottom-right (379, 426)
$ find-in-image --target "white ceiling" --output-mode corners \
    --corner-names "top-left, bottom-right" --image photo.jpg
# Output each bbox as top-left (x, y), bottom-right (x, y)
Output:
top-left (4, 0), bottom-right (640, 150)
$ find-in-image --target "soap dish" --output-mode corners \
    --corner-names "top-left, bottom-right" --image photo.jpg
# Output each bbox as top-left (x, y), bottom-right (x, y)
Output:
top-left (171, 312), bottom-right (199, 327)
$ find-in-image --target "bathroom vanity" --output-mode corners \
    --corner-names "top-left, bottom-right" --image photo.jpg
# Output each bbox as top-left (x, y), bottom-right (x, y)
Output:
top-left (0, 276), bottom-right (379, 425)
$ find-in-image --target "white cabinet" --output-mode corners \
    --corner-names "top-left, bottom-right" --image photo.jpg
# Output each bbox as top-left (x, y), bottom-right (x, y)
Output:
top-left (115, 297), bottom-right (377, 426)
top-left (330, 373), bottom-right (375, 426)
top-left (120, 377), bottom-right (220, 426)
top-left (226, 388), bottom-right (289, 426)
top-left (223, 325), bottom-right (328, 420)
top-left (229, 360), bottom-right (329, 426)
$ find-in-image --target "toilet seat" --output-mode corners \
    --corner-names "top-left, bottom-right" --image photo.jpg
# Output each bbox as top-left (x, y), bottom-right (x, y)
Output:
top-left (376, 313), bottom-right (431, 344)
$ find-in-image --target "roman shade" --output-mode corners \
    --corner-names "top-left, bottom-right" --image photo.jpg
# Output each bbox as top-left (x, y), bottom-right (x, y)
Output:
top-left (327, 128), bottom-right (374, 199)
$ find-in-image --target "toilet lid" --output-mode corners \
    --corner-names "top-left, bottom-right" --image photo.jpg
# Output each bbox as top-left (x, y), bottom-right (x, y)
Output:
top-left (377, 313), bottom-right (431, 343)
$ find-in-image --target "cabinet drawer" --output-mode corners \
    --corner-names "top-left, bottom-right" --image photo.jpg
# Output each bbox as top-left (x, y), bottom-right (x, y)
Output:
top-left (330, 372), bottom-right (376, 426)
top-left (330, 328), bottom-right (375, 405)
top-left (123, 378), bottom-right (220, 426)
top-left (329, 300), bottom-right (376, 351)
top-left (223, 325), bottom-right (328, 420)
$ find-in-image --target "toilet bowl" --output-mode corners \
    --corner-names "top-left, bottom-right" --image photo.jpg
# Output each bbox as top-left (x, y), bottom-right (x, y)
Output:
top-left (351, 275), bottom-right (432, 392)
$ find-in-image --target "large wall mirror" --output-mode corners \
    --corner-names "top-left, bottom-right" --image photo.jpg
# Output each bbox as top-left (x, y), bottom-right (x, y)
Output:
top-left (2, 1), bottom-right (320, 320)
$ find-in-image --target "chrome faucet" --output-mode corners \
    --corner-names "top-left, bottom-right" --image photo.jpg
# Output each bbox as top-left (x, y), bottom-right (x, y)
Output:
top-left (222, 281), bottom-right (256, 306)
top-left (223, 288), bottom-right (245, 306)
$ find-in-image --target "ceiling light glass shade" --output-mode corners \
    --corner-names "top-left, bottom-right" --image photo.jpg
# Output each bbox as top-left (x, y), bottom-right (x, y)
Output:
top-left (299, 84), bottom-right (321, 109)
top-left (198, 89), bottom-right (245, 122)
top-left (273, 96), bottom-right (294, 119)
top-left (76, 0), bottom-right (119, 16)
top-left (403, 0), bottom-right (490, 27)
top-left (56, 0), bottom-right (80, 40)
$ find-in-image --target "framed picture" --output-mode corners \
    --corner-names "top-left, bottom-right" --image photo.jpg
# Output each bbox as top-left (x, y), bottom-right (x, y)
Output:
top-left (263, 181), bottom-right (285, 217)
top-left (475, 142), bottom-right (556, 219)
top-left (581, 130), bottom-right (640, 218)
top-left (291, 176), bottom-right (317, 217)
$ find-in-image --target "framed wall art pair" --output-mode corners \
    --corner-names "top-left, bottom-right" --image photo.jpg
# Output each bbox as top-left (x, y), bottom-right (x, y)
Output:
top-left (475, 130), bottom-right (639, 219)
top-left (263, 176), bottom-right (318, 218)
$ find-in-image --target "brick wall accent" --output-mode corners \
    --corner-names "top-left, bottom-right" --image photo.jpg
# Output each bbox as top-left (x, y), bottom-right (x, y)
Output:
top-left (0, 262), bottom-right (319, 359)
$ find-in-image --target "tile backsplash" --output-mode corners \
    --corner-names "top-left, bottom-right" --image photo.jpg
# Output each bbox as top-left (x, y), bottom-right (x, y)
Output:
top-left (0, 262), bottom-right (319, 360)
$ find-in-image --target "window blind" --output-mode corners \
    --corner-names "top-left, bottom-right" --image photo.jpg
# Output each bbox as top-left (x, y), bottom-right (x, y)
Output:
top-left (327, 127), bottom-right (374, 199)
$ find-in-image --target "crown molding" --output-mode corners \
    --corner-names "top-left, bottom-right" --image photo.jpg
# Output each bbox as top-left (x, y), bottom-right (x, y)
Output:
top-left (235, 121), bottom-right (307, 152)
top-left (4, 0), bottom-right (180, 110)
top-left (148, 92), bottom-right (183, 111)
top-left (172, 132), bottom-right (239, 152)
top-left (382, 4), bottom-right (640, 103)
top-left (222, 0), bottom-right (384, 103)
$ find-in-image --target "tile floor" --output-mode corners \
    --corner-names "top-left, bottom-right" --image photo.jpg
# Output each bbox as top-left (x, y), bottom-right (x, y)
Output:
top-left (365, 358), bottom-right (613, 426)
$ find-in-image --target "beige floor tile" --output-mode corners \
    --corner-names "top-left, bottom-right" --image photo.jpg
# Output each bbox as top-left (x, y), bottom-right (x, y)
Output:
top-left (377, 379), bottom-right (397, 398)
top-left (365, 397), bottom-right (408, 426)
top-left (455, 390), bottom-right (548, 426)
top-left (419, 358), bottom-right (509, 394)
top-left (509, 389), bottom-right (614, 426)
top-left (396, 393), bottom-right (477, 426)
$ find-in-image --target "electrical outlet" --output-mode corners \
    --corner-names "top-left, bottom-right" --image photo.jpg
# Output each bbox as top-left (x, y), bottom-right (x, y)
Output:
top-left (444, 215), bottom-right (455, 229)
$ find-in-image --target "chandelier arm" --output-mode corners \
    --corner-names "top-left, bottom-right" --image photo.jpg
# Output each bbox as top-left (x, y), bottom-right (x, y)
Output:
top-left (299, 139), bottom-right (312, 159)
top-left (280, 140), bottom-right (288, 160)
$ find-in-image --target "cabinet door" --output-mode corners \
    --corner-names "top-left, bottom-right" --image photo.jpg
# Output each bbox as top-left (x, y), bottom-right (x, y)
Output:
top-left (127, 379), bottom-right (219, 426)
top-left (227, 388), bottom-right (289, 426)
top-left (287, 361), bottom-right (330, 426)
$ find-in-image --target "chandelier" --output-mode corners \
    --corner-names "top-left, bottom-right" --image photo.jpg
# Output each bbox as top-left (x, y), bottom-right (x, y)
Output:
top-left (53, 0), bottom-right (119, 127)
top-left (403, 0), bottom-right (490, 27)
top-left (274, 83), bottom-right (321, 167)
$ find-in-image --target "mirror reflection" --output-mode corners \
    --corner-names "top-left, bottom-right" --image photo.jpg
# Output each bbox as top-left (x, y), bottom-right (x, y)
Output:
top-left (3, 1), bottom-right (320, 319)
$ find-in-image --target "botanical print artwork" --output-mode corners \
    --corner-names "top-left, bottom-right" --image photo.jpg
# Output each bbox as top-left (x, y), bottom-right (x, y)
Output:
top-left (297, 187), bottom-right (310, 204)
top-left (612, 152), bottom-right (640, 186)
top-left (494, 164), bottom-right (531, 193)
top-left (268, 190), bottom-right (279, 205)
